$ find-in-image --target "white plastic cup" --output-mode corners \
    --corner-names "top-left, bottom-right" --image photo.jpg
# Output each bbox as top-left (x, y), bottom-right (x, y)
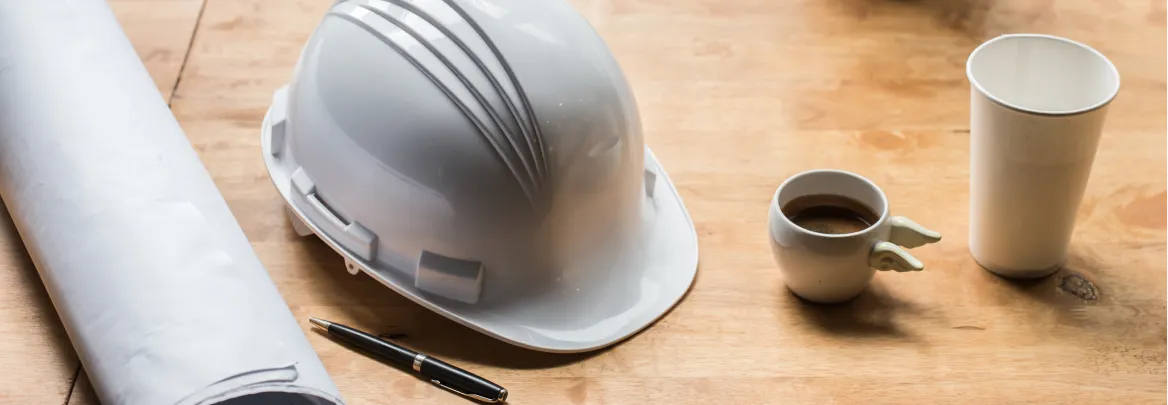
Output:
top-left (966, 34), bottom-right (1120, 278)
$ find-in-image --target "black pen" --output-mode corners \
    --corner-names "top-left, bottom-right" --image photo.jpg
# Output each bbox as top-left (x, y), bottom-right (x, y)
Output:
top-left (309, 318), bottom-right (508, 403)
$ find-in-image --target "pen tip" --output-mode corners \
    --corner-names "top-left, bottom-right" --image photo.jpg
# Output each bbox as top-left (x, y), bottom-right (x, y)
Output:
top-left (309, 318), bottom-right (331, 330)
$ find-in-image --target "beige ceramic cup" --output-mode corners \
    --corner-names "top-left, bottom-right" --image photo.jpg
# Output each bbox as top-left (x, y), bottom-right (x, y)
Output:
top-left (966, 34), bottom-right (1120, 279)
top-left (768, 170), bottom-right (942, 303)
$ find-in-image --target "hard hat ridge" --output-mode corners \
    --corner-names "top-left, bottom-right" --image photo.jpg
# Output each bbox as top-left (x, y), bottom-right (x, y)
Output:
top-left (333, 0), bottom-right (551, 211)
top-left (419, 0), bottom-right (549, 185)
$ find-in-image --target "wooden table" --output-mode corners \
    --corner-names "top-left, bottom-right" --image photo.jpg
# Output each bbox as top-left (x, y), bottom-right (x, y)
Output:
top-left (2, 0), bottom-right (1164, 403)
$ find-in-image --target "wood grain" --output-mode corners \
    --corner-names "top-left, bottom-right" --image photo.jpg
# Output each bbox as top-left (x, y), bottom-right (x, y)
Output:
top-left (0, 203), bottom-right (76, 404)
top-left (0, 1), bottom-right (202, 404)
top-left (8, 0), bottom-right (1168, 404)
top-left (109, 0), bottom-right (206, 102)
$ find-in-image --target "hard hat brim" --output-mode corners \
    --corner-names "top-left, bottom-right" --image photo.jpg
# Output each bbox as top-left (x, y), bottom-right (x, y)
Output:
top-left (261, 87), bottom-right (699, 353)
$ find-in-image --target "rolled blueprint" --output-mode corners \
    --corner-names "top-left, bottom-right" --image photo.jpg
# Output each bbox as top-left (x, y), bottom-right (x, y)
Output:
top-left (0, 1), bottom-right (344, 404)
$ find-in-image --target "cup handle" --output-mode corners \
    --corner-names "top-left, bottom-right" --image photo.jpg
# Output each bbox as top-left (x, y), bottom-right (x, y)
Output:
top-left (869, 241), bottom-right (924, 272)
top-left (887, 216), bottom-right (942, 248)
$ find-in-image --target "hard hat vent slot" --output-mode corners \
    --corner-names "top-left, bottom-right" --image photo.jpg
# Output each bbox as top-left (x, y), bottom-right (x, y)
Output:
top-left (415, 251), bottom-right (484, 305)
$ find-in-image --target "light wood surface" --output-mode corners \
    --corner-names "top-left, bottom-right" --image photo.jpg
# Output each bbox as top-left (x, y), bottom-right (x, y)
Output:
top-left (2, 0), bottom-right (1165, 404)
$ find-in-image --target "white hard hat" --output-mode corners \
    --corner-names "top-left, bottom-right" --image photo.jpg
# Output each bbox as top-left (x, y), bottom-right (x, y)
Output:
top-left (260, 0), bottom-right (698, 353)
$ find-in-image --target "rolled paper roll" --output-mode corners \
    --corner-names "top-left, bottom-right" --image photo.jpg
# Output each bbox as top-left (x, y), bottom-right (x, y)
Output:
top-left (0, 1), bottom-right (344, 404)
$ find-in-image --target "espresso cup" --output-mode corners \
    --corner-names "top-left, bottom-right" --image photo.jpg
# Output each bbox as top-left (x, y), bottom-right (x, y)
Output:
top-left (767, 170), bottom-right (942, 303)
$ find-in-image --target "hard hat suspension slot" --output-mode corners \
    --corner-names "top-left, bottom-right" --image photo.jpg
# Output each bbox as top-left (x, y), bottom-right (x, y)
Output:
top-left (290, 168), bottom-right (380, 262)
top-left (415, 250), bottom-right (485, 305)
top-left (644, 166), bottom-right (658, 199)
top-left (267, 88), bottom-right (288, 158)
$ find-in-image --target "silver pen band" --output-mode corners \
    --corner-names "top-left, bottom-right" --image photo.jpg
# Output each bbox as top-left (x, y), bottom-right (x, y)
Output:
top-left (412, 353), bottom-right (427, 372)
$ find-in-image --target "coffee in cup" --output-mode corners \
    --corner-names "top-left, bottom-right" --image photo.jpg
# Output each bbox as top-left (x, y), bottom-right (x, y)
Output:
top-left (768, 169), bottom-right (942, 303)
top-left (782, 194), bottom-right (879, 235)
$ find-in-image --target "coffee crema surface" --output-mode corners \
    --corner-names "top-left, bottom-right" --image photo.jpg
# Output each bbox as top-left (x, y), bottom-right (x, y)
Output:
top-left (781, 194), bottom-right (879, 235)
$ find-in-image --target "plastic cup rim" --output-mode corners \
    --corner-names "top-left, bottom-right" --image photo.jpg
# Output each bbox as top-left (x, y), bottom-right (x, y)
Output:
top-left (965, 33), bottom-right (1121, 117)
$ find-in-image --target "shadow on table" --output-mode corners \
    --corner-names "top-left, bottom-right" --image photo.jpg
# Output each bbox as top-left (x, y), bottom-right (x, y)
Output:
top-left (971, 247), bottom-right (1135, 331)
top-left (832, 0), bottom-right (996, 34)
top-left (977, 249), bottom-right (1107, 305)
top-left (298, 236), bottom-right (603, 370)
top-left (786, 277), bottom-right (923, 340)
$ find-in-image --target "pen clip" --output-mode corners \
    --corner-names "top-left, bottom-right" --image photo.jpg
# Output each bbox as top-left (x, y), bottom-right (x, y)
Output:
top-left (430, 379), bottom-right (504, 403)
